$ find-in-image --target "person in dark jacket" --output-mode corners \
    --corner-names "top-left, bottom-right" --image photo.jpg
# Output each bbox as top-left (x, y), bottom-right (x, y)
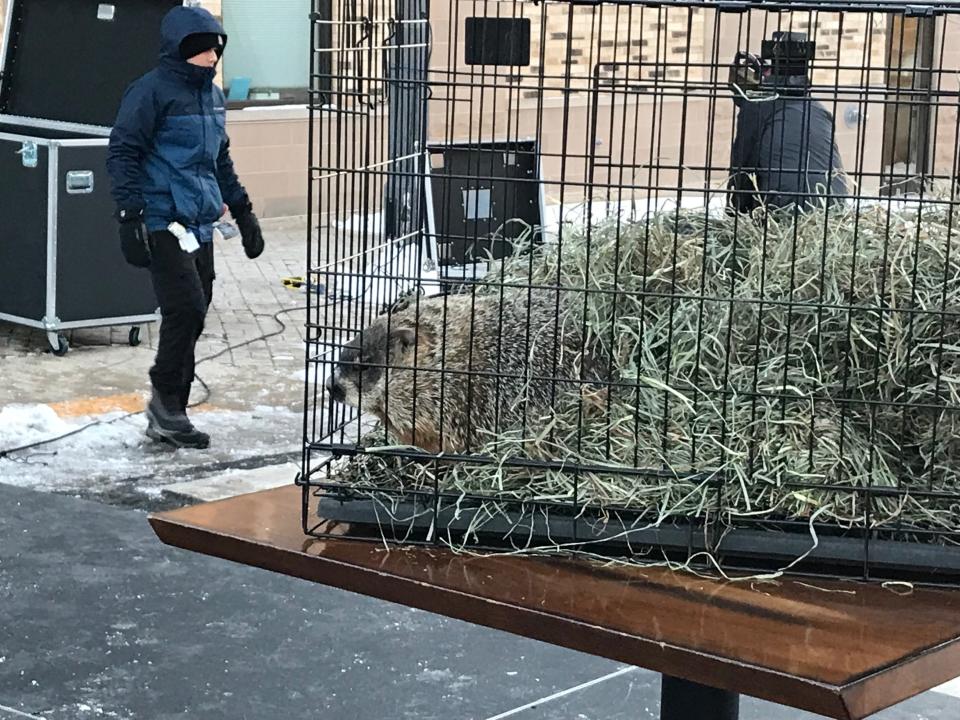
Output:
top-left (728, 88), bottom-right (848, 214)
top-left (107, 5), bottom-right (265, 449)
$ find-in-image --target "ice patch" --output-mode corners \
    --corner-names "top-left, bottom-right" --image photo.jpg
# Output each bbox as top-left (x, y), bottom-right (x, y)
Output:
top-left (0, 404), bottom-right (302, 494)
top-left (418, 668), bottom-right (454, 682)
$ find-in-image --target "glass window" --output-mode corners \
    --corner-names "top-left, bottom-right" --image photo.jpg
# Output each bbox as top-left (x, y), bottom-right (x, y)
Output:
top-left (221, 0), bottom-right (311, 105)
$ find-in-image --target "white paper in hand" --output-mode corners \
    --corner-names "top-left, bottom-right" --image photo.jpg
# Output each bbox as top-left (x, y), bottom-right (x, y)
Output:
top-left (179, 231), bottom-right (200, 254)
top-left (167, 222), bottom-right (200, 254)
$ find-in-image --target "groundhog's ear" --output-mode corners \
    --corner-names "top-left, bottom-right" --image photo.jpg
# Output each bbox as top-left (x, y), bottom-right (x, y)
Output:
top-left (389, 327), bottom-right (416, 351)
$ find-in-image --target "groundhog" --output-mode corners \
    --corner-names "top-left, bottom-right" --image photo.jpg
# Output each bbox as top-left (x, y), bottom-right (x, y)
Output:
top-left (325, 290), bottom-right (595, 454)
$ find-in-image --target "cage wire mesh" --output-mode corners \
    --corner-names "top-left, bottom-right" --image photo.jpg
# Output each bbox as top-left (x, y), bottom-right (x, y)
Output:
top-left (303, 0), bottom-right (960, 583)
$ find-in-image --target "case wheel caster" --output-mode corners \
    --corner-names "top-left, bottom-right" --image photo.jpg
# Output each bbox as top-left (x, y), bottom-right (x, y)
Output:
top-left (49, 333), bottom-right (69, 356)
top-left (129, 326), bottom-right (142, 347)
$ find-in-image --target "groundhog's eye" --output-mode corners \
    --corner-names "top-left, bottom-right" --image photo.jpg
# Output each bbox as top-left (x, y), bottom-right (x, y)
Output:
top-left (338, 347), bottom-right (363, 374)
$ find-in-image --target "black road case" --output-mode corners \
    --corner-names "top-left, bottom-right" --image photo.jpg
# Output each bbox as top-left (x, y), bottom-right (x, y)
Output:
top-left (0, 0), bottom-right (180, 355)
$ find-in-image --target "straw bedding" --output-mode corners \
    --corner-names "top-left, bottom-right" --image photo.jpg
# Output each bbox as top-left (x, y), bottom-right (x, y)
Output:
top-left (325, 196), bottom-right (960, 548)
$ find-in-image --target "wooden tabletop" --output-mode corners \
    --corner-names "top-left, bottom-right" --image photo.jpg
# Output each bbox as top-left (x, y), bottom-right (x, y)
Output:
top-left (149, 485), bottom-right (960, 720)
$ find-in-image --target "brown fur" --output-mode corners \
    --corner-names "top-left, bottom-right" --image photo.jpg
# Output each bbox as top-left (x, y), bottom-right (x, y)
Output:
top-left (327, 290), bottom-right (594, 453)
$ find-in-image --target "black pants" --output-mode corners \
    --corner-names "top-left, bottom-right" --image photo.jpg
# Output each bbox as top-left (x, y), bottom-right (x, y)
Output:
top-left (148, 231), bottom-right (215, 399)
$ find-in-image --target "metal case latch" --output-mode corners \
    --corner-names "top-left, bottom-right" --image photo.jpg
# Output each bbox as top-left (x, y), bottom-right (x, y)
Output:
top-left (18, 141), bottom-right (38, 168)
top-left (66, 171), bottom-right (95, 194)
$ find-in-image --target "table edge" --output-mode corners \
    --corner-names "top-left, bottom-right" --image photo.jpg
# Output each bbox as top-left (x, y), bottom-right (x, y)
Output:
top-left (839, 635), bottom-right (960, 717)
top-left (149, 510), bottom-right (856, 718)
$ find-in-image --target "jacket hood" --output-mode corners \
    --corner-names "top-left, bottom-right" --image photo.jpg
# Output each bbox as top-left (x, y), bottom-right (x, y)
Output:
top-left (159, 6), bottom-right (227, 62)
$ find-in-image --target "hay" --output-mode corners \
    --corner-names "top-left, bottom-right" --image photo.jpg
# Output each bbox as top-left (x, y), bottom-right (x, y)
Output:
top-left (326, 194), bottom-right (960, 549)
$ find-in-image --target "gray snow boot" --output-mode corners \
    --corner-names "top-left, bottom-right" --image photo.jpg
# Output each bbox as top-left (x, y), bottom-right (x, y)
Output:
top-left (145, 388), bottom-right (210, 449)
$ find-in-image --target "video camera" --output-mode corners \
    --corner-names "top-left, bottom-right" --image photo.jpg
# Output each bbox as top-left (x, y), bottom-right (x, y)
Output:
top-left (729, 31), bottom-right (815, 97)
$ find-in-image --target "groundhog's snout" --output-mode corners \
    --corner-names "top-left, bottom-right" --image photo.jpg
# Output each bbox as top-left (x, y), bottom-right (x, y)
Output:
top-left (324, 372), bottom-right (346, 403)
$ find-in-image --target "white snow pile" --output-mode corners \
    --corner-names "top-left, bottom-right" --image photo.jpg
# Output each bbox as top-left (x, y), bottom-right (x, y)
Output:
top-left (0, 404), bottom-right (74, 451)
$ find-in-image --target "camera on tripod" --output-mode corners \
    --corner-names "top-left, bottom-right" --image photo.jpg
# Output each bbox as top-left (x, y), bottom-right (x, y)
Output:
top-left (729, 31), bottom-right (815, 97)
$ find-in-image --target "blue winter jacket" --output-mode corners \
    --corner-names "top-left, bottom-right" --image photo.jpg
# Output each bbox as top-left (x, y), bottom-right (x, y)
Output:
top-left (106, 6), bottom-right (247, 243)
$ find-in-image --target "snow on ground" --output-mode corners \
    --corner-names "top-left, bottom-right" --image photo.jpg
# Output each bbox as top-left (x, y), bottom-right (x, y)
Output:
top-left (0, 404), bottom-right (75, 450)
top-left (0, 403), bottom-right (303, 496)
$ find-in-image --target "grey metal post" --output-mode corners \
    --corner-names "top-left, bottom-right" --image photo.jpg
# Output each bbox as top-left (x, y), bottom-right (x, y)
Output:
top-left (384, 0), bottom-right (429, 244)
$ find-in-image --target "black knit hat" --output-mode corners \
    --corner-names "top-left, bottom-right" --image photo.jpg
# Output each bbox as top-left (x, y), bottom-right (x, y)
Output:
top-left (179, 32), bottom-right (226, 60)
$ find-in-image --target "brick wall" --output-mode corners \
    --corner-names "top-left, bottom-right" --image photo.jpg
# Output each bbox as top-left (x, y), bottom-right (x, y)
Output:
top-left (227, 108), bottom-right (311, 218)
top-left (421, 2), bottom-right (897, 205)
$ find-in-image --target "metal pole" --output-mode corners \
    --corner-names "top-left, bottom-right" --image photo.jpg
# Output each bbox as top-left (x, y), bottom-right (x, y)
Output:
top-left (660, 675), bottom-right (740, 720)
top-left (384, 0), bottom-right (428, 242)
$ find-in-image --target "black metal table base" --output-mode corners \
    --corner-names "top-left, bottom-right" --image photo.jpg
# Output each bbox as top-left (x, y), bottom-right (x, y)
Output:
top-left (661, 675), bottom-right (740, 720)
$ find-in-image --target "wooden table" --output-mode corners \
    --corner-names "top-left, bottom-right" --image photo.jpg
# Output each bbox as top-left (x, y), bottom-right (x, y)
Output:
top-left (149, 485), bottom-right (960, 720)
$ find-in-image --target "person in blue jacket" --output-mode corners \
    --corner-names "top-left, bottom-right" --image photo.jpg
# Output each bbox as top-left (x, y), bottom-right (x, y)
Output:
top-left (107, 5), bottom-right (264, 449)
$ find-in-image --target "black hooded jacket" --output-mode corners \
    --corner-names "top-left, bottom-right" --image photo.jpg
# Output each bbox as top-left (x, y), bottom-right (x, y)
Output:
top-left (728, 94), bottom-right (848, 213)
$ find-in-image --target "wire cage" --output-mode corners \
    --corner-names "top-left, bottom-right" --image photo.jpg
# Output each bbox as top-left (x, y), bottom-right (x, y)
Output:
top-left (302, 0), bottom-right (960, 584)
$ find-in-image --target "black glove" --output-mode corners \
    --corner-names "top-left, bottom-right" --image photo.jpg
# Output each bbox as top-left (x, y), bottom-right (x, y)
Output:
top-left (232, 201), bottom-right (264, 259)
top-left (117, 208), bottom-right (151, 268)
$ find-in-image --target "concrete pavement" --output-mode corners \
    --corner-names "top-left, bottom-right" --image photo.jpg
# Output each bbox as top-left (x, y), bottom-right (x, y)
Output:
top-left (0, 218), bottom-right (311, 506)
